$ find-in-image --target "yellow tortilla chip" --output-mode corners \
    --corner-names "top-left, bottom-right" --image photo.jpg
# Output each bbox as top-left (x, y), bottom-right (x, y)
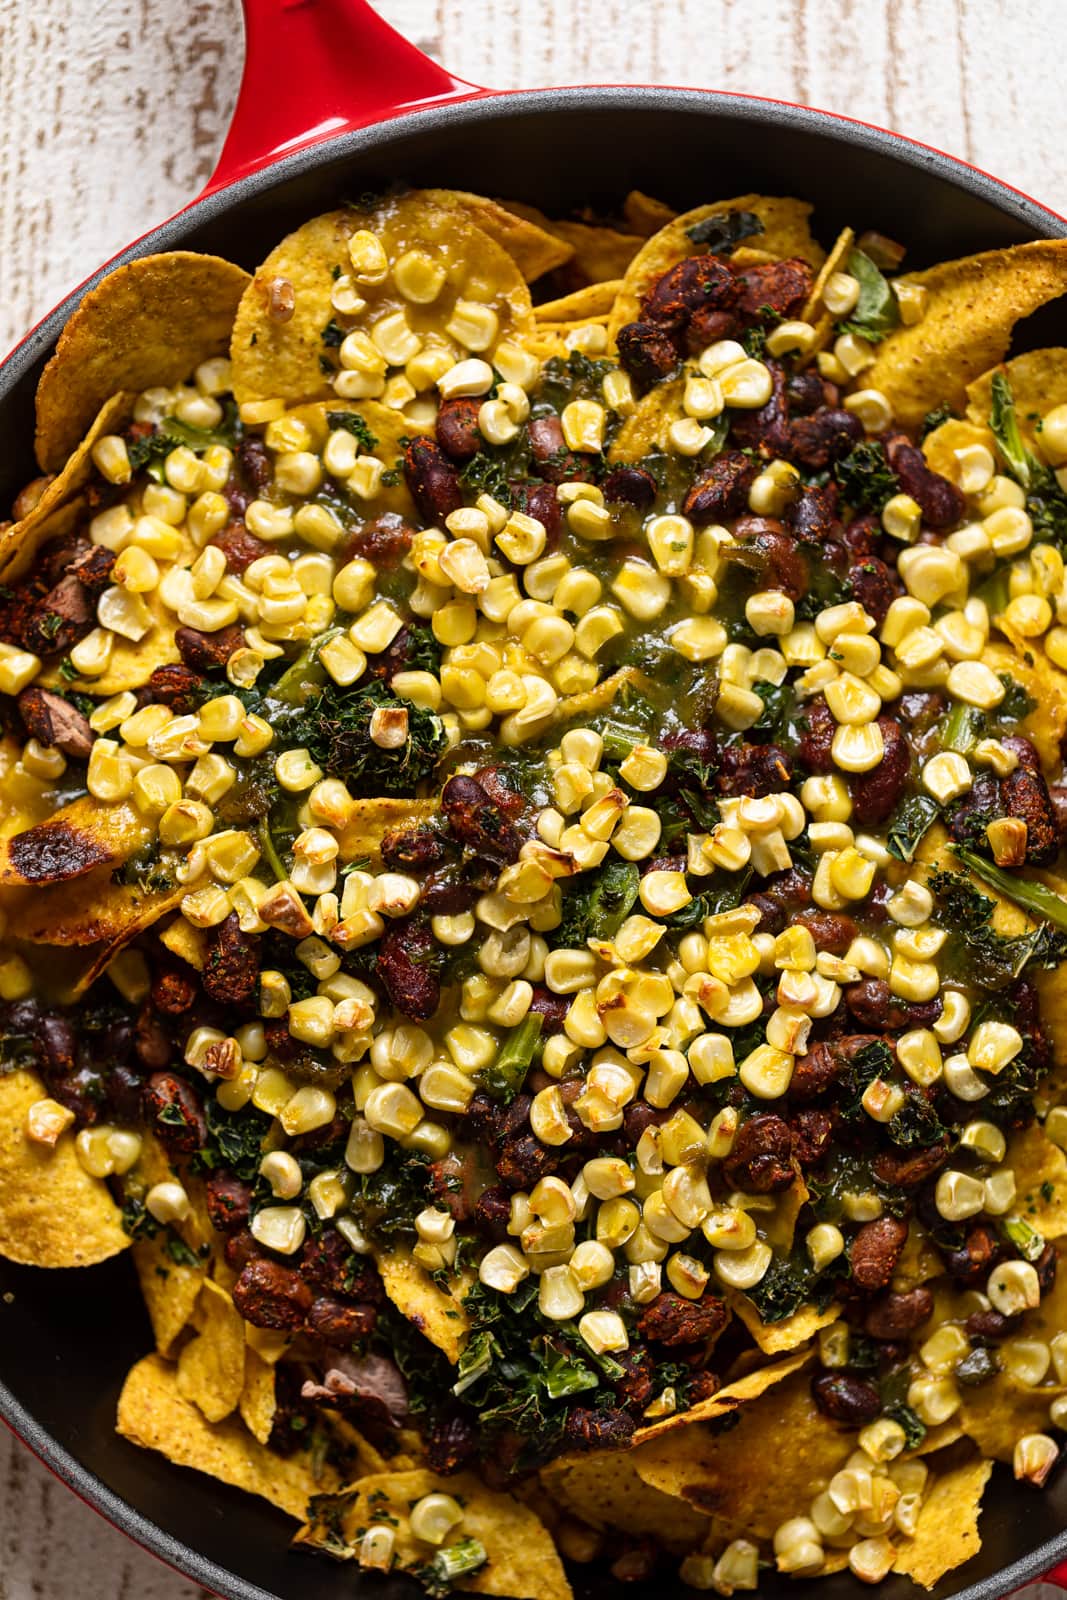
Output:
top-left (893, 1222), bottom-right (944, 1291)
top-left (0, 1068), bottom-right (129, 1267)
top-left (893, 1456), bottom-right (992, 1588)
top-left (11, 869), bottom-right (188, 949)
top-left (966, 348), bottom-right (1067, 452)
top-left (336, 797), bottom-right (439, 865)
top-left (632, 1369), bottom-right (853, 1539)
top-left (177, 1279), bottom-right (247, 1424)
top-left (296, 1468), bottom-right (572, 1600)
top-left (40, 586), bottom-right (185, 697)
top-left (959, 1251), bottom-right (1067, 1458)
top-left (546, 221), bottom-right (644, 288)
top-left (1008, 1120), bottom-right (1067, 1238)
top-left (554, 666), bottom-right (646, 727)
top-left (286, 398), bottom-right (431, 524)
top-left (634, 1348), bottom-right (812, 1444)
top-left (540, 1451), bottom-right (707, 1549)
top-left (0, 394), bottom-right (133, 581)
top-left (857, 240), bottom-right (1067, 429)
top-left (728, 1293), bottom-right (840, 1354)
top-left (374, 1247), bottom-right (471, 1363)
top-left (133, 1230), bottom-right (207, 1357)
top-left (802, 226), bottom-right (854, 323)
top-left (983, 638), bottom-right (1067, 771)
top-left (239, 1349), bottom-right (277, 1445)
top-left (534, 281), bottom-right (622, 322)
top-left (423, 191), bottom-right (574, 282)
top-left (117, 1353), bottom-right (331, 1519)
top-left (230, 195), bottom-right (534, 407)
top-left (921, 417), bottom-right (998, 485)
top-left (609, 196), bottom-right (823, 344)
top-left (35, 253), bottom-right (250, 474)
top-left (623, 191), bottom-right (677, 237)
top-left (0, 796), bottom-right (152, 888)
top-left (322, 1411), bottom-right (391, 1477)
top-left (609, 377), bottom-right (687, 463)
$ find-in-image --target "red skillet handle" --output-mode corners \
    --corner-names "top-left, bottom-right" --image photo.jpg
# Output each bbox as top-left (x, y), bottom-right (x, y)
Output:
top-left (203, 0), bottom-right (481, 196)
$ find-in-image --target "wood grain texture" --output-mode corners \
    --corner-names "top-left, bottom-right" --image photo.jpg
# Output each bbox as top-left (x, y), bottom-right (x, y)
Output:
top-left (1, 0), bottom-right (1066, 1594)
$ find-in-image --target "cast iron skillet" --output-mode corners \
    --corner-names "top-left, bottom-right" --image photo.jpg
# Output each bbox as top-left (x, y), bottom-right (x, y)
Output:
top-left (2, 3), bottom-right (1067, 1595)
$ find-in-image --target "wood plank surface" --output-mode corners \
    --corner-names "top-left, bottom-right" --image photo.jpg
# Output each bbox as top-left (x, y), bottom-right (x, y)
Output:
top-left (0, 0), bottom-right (1064, 1594)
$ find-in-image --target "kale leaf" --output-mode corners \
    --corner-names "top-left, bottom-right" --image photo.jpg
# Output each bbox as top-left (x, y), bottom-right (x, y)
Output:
top-left (477, 1015), bottom-right (543, 1105)
top-left (686, 210), bottom-right (764, 255)
top-left (553, 860), bottom-right (640, 948)
top-left (287, 679), bottom-right (446, 794)
top-left (837, 249), bottom-right (901, 344)
top-left (457, 452), bottom-right (514, 507)
top-left (886, 794), bottom-right (940, 863)
top-left (833, 440), bottom-right (899, 513)
top-left (325, 411), bottom-right (378, 451)
top-left (351, 1152), bottom-right (434, 1244)
top-left (920, 402), bottom-right (959, 440)
top-left (195, 1100), bottom-right (273, 1181)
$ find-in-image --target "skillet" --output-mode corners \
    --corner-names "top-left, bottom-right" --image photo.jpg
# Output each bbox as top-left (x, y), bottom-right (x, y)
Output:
top-left (2, 2), bottom-right (1067, 1595)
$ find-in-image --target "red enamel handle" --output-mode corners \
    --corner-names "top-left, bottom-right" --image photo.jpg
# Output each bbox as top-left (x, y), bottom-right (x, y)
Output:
top-left (203, 0), bottom-right (483, 196)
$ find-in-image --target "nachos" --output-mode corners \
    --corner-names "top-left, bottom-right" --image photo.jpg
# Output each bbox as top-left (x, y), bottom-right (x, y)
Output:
top-left (2, 189), bottom-right (1067, 1596)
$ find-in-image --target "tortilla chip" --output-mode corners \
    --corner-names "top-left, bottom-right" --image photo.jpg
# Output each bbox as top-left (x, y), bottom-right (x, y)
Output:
top-left (239, 1349), bottom-right (277, 1445)
top-left (534, 282), bottom-right (622, 322)
top-left (322, 1411), bottom-right (391, 1477)
top-left (608, 196), bottom-right (823, 344)
top-left (892, 1223), bottom-right (944, 1291)
top-left (12, 869), bottom-right (187, 949)
top-left (336, 797), bottom-right (438, 866)
top-left (966, 348), bottom-right (1067, 455)
top-left (40, 586), bottom-right (185, 697)
top-left (117, 1352), bottom-right (330, 1518)
top-left (632, 1370), bottom-right (853, 1539)
top-left (374, 1247), bottom-right (470, 1363)
top-left (921, 417), bottom-right (998, 486)
top-left (893, 1456), bottom-right (992, 1588)
top-left (729, 1294), bottom-right (840, 1354)
top-left (547, 221), bottom-right (644, 288)
top-left (177, 1279), bottom-right (247, 1424)
top-left (35, 254), bottom-right (250, 474)
top-left (0, 797), bottom-right (152, 888)
top-left (634, 1348), bottom-right (812, 1444)
top-left (0, 1068), bottom-right (129, 1266)
top-left (609, 377), bottom-right (687, 463)
top-left (423, 191), bottom-right (574, 282)
top-left (133, 1229), bottom-right (207, 1356)
top-left (230, 195), bottom-right (534, 407)
top-left (296, 1468), bottom-right (571, 1600)
top-left (623, 191), bottom-right (677, 237)
top-left (0, 394), bottom-right (133, 580)
top-left (857, 240), bottom-right (1067, 429)
top-left (1008, 1120), bottom-right (1067, 1238)
top-left (983, 638), bottom-right (1067, 770)
top-left (802, 226), bottom-right (855, 323)
top-left (539, 1451), bottom-right (708, 1549)
top-left (959, 1250), bottom-right (1067, 1458)
top-left (287, 398), bottom-right (431, 523)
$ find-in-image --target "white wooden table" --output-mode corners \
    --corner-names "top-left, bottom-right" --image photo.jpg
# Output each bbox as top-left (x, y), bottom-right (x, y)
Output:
top-left (0, 0), bottom-right (1065, 1592)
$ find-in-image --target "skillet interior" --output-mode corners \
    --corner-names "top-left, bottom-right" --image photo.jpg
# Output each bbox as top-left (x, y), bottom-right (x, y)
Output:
top-left (1, 84), bottom-right (1066, 1600)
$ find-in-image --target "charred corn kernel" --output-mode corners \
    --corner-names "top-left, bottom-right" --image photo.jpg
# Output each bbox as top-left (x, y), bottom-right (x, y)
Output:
top-left (478, 1242), bottom-right (529, 1294)
top-left (738, 1044), bottom-right (793, 1099)
top-left (889, 954), bottom-right (939, 1002)
top-left (344, 1116), bottom-right (384, 1174)
top-left (968, 1020), bottom-right (1023, 1074)
top-left (644, 514), bottom-right (693, 576)
top-left (849, 1539), bottom-right (895, 1586)
top-left (560, 399), bottom-right (605, 453)
top-left (920, 750), bottom-right (972, 804)
top-left (143, 1179), bottom-right (192, 1226)
top-left (805, 1222), bottom-right (845, 1271)
top-left (1014, 1434), bottom-right (1059, 1487)
top-left (713, 1239), bottom-right (772, 1290)
top-left (639, 870), bottom-right (690, 918)
top-left (669, 416), bottom-right (716, 455)
top-left (908, 1372), bottom-right (961, 1427)
top-left (363, 1081), bottom-right (423, 1139)
top-left (934, 1168), bottom-right (986, 1221)
top-left (611, 560), bottom-right (672, 622)
top-left (985, 504), bottom-right (1033, 556)
top-left (1005, 592), bottom-right (1052, 636)
top-left (438, 357), bottom-right (495, 399)
top-left (538, 1264), bottom-right (584, 1321)
top-left (720, 359), bottom-right (773, 408)
top-left (822, 270), bottom-right (860, 316)
top-left (330, 556), bottom-right (376, 613)
top-left (445, 299), bottom-right (498, 352)
top-left (1046, 1107), bottom-right (1067, 1150)
top-left (881, 492), bottom-right (922, 544)
top-left (942, 1052), bottom-right (990, 1101)
top-left (825, 671), bottom-right (880, 725)
top-left (946, 659), bottom-right (1005, 710)
top-left (844, 387), bottom-right (893, 433)
top-left (668, 615), bottom-right (727, 663)
top-left (1001, 1338), bottom-right (1051, 1387)
top-left (989, 1259), bottom-right (1041, 1315)
top-left (832, 721), bottom-right (884, 772)
top-left (259, 1150), bottom-right (303, 1201)
top-left (834, 331), bottom-right (876, 376)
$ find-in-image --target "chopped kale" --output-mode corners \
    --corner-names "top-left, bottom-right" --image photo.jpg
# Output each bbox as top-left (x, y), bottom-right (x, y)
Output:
top-left (165, 1235), bottom-right (202, 1269)
top-left (120, 1198), bottom-right (161, 1241)
top-left (920, 402), bottom-right (959, 440)
top-left (663, 739), bottom-right (719, 831)
top-left (747, 1251), bottom-right (836, 1323)
top-left (321, 319), bottom-right (346, 348)
top-left (750, 681), bottom-right (797, 743)
top-left (457, 451), bottom-right (514, 507)
top-left (685, 210), bottom-right (764, 255)
top-left (929, 865), bottom-right (1067, 988)
top-left (286, 679), bottom-right (446, 795)
top-left (883, 1401), bottom-right (927, 1450)
top-left (989, 372), bottom-right (1042, 490)
top-left (477, 1015), bottom-right (543, 1105)
top-left (195, 1100), bottom-right (273, 1181)
top-left (887, 1094), bottom-right (946, 1149)
top-left (833, 440), bottom-right (899, 513)
top-left (553, 860), bottom-right (640, 948)
top-left (325, 411), bottom-right (377, 451)
top-left (837, 249), bottom-right (901, 344)
top-left (886, 794), bottom-right (940, 863)
top-left (996, 674), bottom-right (1037, 723)
top-left (352, 1152), bottom-right (434, 1244)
